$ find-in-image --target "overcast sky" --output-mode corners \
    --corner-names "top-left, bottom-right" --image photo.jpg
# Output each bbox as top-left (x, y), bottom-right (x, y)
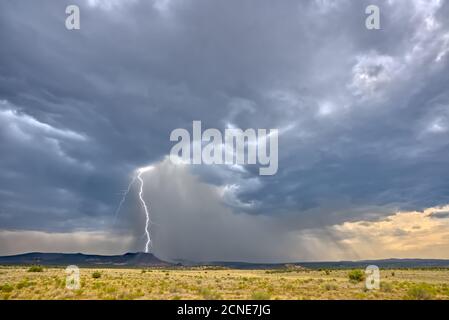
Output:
top-left (1, 0), bottom-right (449, 262)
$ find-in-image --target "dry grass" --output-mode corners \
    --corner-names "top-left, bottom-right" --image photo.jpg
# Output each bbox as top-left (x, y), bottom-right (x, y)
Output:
top-left (1, 266), bottom-right (448, 300)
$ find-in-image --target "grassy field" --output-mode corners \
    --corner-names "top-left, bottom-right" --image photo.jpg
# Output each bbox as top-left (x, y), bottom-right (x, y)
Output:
top-left (1, 266), bottom-right (449, 300)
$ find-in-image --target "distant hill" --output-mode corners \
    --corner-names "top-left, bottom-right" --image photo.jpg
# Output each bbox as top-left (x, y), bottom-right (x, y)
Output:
top-left (1, 253), bottom-right (449, 269)
top-left (295, 258), bottom-right (449, 269)
top-left (204, 258), bottom-right (449, 269)
top-left (0, 252), bottom-right (171, 267)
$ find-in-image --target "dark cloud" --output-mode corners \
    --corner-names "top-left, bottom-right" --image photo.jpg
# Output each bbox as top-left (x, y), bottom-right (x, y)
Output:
top-left (0, 0), bottom-right (449, 259)
top-left (431, 211), bottom-right (449, 219)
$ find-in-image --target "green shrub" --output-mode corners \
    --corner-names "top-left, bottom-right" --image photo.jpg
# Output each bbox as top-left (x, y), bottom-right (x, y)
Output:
top-left (92, 271), bottom-right (102, 279)
top-left (0, 284), bottom-right (14, 293)
top-left (198, 287), bottom-right (222, 300)
top-left (27, 265), bottom-right (44, 272)
top-left (380, 282), bottom-right (393, 292)
top-left (251, 291), bottom-right (271, 300)
top-left (406, 284), bottom-right (435, 300)
top-left (348, 270), bottom-right (365, 282)
top-left (16, 280), bottom-right (33, 289)
top-left (104, 286), bottom-right (117, 293)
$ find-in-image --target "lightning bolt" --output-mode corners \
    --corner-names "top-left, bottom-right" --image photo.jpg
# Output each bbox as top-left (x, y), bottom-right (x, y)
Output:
top-left (113, 165), bottom-right (154, 253)
top-left (137, 166), bottom-right (153, 253)
top-left (112, 174), bottom-right (137, 225)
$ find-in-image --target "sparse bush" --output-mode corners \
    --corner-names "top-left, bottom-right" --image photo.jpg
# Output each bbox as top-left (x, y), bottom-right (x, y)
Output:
top-left (198, 287), bottom-right (222, 300)
top-left (16, 280), bottom-right (33, 290)
top-left (27, 266), bottom-right (43, 273)
top-left (348, 270), bottom-right (365, 282)
top-left (380, 282), bottom-right (393, 292)
top-left (0, 284), bottom-right (14, 293)
top-left (251, 291), bottom-right (271, 300)
top-left (406, 284), bottom-right (435, 300)
top-left (92, 271), bottom-right (102, 279)
top-left (441, 284), bottom-right (449, 297)
top-left (323, 283), bottom-right (337, 291)
top-left (104, 286), bottom-right (117, 294)
top-left (72, 288), bottom-right (84, 296)
top-left (16, 283), bottom-right (26, 290)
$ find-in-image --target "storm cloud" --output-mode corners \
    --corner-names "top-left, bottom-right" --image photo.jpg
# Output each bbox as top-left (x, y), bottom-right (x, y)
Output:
top-left (1, 0), bottom-right (449, 260)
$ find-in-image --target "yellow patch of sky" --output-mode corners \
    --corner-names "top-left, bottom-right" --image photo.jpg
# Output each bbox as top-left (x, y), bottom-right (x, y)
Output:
top-left (331, 205), bottom-right (449, 259)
